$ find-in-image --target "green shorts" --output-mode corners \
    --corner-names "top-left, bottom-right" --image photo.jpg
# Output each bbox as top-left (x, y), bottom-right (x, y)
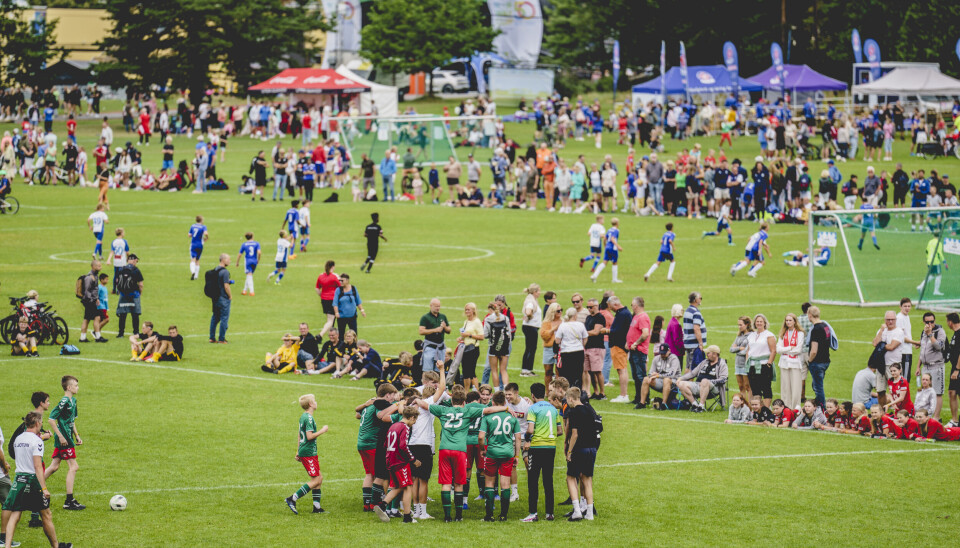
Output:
top-left (2, 473), bottom-right (48, 513)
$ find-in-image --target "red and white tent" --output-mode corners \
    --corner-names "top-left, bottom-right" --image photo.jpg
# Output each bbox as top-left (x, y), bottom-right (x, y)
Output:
top-left (249, 68), bottom-right (370, 94)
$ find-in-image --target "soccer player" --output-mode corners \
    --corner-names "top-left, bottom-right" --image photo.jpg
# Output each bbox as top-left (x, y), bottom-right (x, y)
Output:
top-left (702, 198), bottom-right (734, 245)
top-left (504, 383), bottom-right (530, 502)
top-left (375, 406), bottom-right (420, 523)
top-left (4, 392), bottom-right (52, 531)
top-left (44, 375), bottom-right (84, 511)
top-left (266, 231), bottom-right (293, 285)
top-left (563, 387), bottom-right (598, 521)
top-left (730, 222), bottom-right (771, 278)
top-left (579, 215), bottom-right (605, 272)
top-left (478, 391), bottom-right (521, 522)
top-left (856, 202), bottom-right (880, 250)
top-left (282, 201), bottom-right (300, 260)
top-left (408, 368), bottom-right (446, 519)
top-left (1, 412), bottom-right (72, 548)
top-left (298, 200), bottom-right (311, 252)
top-left (591, 217), bottom-right (623, 283)
top-left (284, 394), bottom-right (329, 515)
top-left (783, 247), bottom-right (830, 267)
top-left (87, 204), bottom-right (108, 260)
top-left (644, 222), bottom-right (677, 282)
top-left (145, 326), bottom-right (184, 363)
top-left (236, 232), bottom-right (261, 296)
top-left (917, 234), bottom-right (946, 297)
top-left (464, 388), bottom-right (491, 507)
top-left (357, 384), bottom-right (402, 512)
top-left (521, 383), bottom-right (561, 522)
top-left (109, 228), bottom-right (129, 294)
top-left (188, 215), bottom-right (209, 280)
top-left (11, 317), bottom-right (38, 357)
top-left (361, 212), bottom-right (387, 273)
top-left (910, 171), bottom-right (930, 231)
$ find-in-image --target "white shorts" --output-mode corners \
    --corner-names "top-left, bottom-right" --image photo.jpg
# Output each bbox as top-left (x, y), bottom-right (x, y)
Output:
top-left (714, 188), bottom-right (730, 201)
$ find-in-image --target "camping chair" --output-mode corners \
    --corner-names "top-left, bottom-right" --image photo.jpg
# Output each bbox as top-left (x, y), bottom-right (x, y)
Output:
top-left (706, 379), bottom-right (728, 412)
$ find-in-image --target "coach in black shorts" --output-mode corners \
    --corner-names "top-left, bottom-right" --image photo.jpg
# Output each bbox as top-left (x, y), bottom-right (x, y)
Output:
top-left (564, 387), bottom-right (598, 522)
top-left (946, 313), bottom-right (960, 427)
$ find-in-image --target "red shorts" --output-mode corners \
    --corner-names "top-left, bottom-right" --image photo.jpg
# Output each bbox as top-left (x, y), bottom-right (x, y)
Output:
top-left (437, 449), bottom-right (468, 486)
top-left (483, 457), bottom-right (516, 478)
top-left (466, 444), bottom-right (486, 471)
top-left (298, 455), bottom-right (320, 478)
top-left (389, 465), bottom-right (413, 489)
top-left (358, 448), bottom-right (375, 475)
top-left (52, 447), bottom-right (76, 460)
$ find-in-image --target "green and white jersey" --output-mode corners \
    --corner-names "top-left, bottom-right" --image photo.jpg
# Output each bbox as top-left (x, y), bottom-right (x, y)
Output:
top-left (428, 404), bottom-right (483, 452)
top-left (526, 401), bottom-right (561, 448)
top-left (356, 404), bottom-right (379, 451)
top-left (480, 411), bottom-right (519, 459)
top-left (297, 412), bottom-right (318, 458)
top-left (49, 396), bottom-right (77, 448)
top-left (465, 401), bottom-right (488, 445)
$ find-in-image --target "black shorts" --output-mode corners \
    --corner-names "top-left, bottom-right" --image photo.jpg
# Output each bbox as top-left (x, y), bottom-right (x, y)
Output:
top-left (950, 365), bottom-right (960, 392)
top-left (366, 244), bottom-right (379, 260)
top-left (446, 178), bottom-right (459, 187)
top-left (374, 445), bottom-right (389, 480)
top-left (410, 445), bottom-right (433, 480)
top-left (566, 447), bottom-right (597, 478)
top-left (83, 301), bottom-right (99, 321)
top-left (321, 299), bottom-right (335, 316)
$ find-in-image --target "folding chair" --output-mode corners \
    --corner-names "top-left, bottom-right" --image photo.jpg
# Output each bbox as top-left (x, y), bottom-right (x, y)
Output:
top-left (706, 380), bottom-right (728, 412)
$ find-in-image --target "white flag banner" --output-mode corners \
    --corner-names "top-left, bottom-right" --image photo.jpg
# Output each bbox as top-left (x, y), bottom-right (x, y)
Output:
top-left (488, 0), bottom-right (542, 68)
top-left (321, 0), bottom-right (362, 68)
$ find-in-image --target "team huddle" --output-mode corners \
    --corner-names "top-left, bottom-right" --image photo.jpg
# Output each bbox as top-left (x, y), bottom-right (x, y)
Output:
top-left (286, 370), bottom-right (602, 524)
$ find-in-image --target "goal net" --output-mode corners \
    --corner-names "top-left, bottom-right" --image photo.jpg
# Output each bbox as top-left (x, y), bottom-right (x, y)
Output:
top-left (808, 206), bottom-right (960, 309)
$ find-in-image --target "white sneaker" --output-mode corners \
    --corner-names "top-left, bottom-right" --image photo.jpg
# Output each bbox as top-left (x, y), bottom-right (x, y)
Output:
top-left (747, 271), bottom-right (757, 278)
top-left (611, 278), bottom-right (623, 283)
top-left (604, 382), bottom-right (614, 387)
top-left (474, 495), bottom-right (484, 501)
top-left (521, 513), bottom-right (539, 522)
top-left (510, 491), bottom-right (520, 502)
top-left (610, 395), bottom-right (630, 403)
top-left (403, 518), bottom-right (418, 524)
top-left (419, 511), bottom-right (434, 520)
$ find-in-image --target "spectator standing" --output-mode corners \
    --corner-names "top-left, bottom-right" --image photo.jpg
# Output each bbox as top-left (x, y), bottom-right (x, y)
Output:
top-left (77, 259), bottom-right (101, 343)
top-left (418, 298), bottom-right (450, 373)
top-left (582, 299), bottom-right (606, 398)
top-left (946, 312), bottom-right (960, 427)
top-left (664, 304), bottom-right (684, 363)
top-left (644, 153), bottom-right (664, 213)
top-left (682, 292), bottom-right (707, 371)
top-left (603, 296), bottom-right (633, 403)
top-left (805, 306), bottom-right (832, 407)
top-left (554, 308), bottom-right (588, 389)
top-left (871, 311), bottom-right (904, 407)
top-left (466, 154), bottom-right (481, 186)
top-left (626, 296), bottom-right (651, 405)
top-left (776, 313), bottom-right (805, 410)
top-left (333, 273), bottom-right (364, 340)
top-left (896, 298), bottom-right (918, 380)
top-left (745, 314), bottom-right (776, 408)
top-left (209, 253), bottom-right (231, 343)
top-left (315, 260), bottom-right (339, 338)
top-left (115, 253), bottom-right (144, 338)
top-left (379, 151), bottom-right (396, 202)
top-left (917, 311), bottom-right (946, 421)
top-left (520, 284), bottom-right (542, 378)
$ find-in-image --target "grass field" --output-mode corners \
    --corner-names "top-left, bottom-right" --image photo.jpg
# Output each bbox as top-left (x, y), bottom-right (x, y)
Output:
top-left (1, 112), bottom-right (959, 546)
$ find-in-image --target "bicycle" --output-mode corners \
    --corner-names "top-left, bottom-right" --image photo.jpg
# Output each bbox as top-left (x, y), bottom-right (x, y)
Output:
top-left (0, 297), bottom-right (69, 345)
top-left (31, 163), bottom-right (71, 186)
top-left (0, 195), bottom-right (18, 215)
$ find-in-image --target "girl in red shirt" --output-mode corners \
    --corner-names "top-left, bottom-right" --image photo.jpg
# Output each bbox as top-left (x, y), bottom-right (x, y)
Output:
top-left (315, 260), bottom-right (340, 338)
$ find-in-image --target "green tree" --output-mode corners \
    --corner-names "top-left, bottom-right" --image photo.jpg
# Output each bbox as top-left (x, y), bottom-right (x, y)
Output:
top-left (0, 0), bottom-right (62, 87)
top-left (97, 0), bottom-right (325, 103)
top-left (361, 0), bottom-right (497, 95)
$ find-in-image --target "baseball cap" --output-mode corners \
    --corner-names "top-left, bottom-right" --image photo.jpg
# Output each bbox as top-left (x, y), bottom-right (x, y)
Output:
top-left (658, 343), bottom-right (670, 354)
top-left (827, 159), bottom-right (834, 164)
top-left (128, 253), bottom-right (139, 260)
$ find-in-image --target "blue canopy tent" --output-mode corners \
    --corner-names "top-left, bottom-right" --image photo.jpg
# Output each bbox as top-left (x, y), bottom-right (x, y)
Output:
top-left (747, 64), bottom-right (847, 95)
top-left (632, 65), bottom-right (763, 100)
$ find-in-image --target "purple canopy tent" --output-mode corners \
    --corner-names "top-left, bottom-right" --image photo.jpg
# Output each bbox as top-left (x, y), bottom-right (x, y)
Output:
top-left (747, 64), bottom-right (847, 93)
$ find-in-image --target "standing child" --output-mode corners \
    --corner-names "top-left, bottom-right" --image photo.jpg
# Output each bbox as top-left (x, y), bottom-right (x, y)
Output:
top-left (590, 217), bottom-right (623, 283)
top-left (361, 213), bottom-right (387, 273)
top-left (644, 222), bottom-right (677, 282)
top-left (236, 232), bottom-right (261, 296)
top-left (730, 222), bottom-right (771, 278)
top-left (429, 163), bottom-right (441, 204)
top-left (284, 394), bottom-right (329, 515)
top-left (282, 201), bottom-right (300, 259)
top-left (109, 228), bottom-right (129, 294)
top-left (580, 215), bottom-right (605, 272)
top-left (267, 231), bottom-right (292, 285)
top-left (44, 375), bottom-right (84, 510)
top-left (188, 215), bottom-right (209, 281)
top-left (479, 391), bottom-right (521, 522)
top-left (298, 200), bottom-right (311, 252)
top-left (95, 273), bottom-right (109, 341)
top-left (87, 204), bottom-right (108, 260)
top-left (412, 171), bottom-right (424, 204)
top-left (702, 199), bottom-right (734, 245)
top-left (374, 406), bottom-right (421, 523)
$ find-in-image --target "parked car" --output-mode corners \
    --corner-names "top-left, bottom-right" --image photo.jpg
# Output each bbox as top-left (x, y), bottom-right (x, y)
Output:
top-left (430, 69), bottom-right (469, 94)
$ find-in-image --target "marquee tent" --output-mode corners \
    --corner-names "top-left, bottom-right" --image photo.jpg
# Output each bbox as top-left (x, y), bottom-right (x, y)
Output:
top-left (852, 66), bottom-right (960, 96)
top-left (248, 68), bottom-right (369, 94)
top-left (632, 65), bottom-right (763, 95)
top-left (334, 65), bottom-right (398, 117)
top-left (747, 64), bottom-right (847, 92)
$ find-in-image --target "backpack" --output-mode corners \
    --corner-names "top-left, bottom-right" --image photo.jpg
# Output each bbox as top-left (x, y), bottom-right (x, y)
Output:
top-left (203, 267), bottom-right (222, 299)
top-left (867, 341), bottom-right (887, 377)
top-left (487, 316), bottom-right (509, 354)
top-left (115, 266), bottom-right (138, 294)
top-left (75, 274), bottom-right (86, 299)
top-left (60, 344), bottom-right (80, 355)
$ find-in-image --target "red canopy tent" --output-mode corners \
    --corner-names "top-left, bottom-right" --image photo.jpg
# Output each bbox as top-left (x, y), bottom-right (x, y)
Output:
top-left (248, 68), bottom-right (370, 94)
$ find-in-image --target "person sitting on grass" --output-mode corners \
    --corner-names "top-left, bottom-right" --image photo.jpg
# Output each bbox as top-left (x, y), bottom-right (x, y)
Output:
top-left (884, 363), bottom-right (914, 416)
top-left (261, 333), bottom-right (300, 374)
top-left (11, 316), bottom-right (39, 357)
top-left (839, 402), bottom-right (871, 435)
top-left (378, 351), bottom-right (415, 389)
top-left (816, 398), bottom-right (847, 431)
top-left (770, 398), bottom-right (796, 428)
top-left (914, 373), bottom-right (937, 417)
top-left (299, 329), bottom-right (340, 375)
top-left (330, 330), bottom-right (360, 378)
top-left (724, 393), bottom-right (752, 424)
top-left (783, 247), bottom-right (830, 267)
top-left (350, 340), bottom-right (383, 382)
top-left (792, 400), bottom-right (828, 429)
top-left (636, 343), bottom-right (681, 409)
top-left (129, 321), bottom-right (158, 361)
top-left (143, 325), bottom-right (184, 362)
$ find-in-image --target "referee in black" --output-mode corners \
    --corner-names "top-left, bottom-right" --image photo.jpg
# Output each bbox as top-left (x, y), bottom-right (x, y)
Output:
top-left (361, 212), bottom-right (387, 273)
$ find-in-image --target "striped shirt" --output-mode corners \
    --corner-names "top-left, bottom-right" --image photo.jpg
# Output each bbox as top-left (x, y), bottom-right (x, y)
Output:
top-left (682, 305), bottom-right (706, 349)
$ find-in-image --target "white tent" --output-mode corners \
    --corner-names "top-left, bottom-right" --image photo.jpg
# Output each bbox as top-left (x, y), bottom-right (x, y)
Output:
top-left (335, 66), bottom-right (398, 117)
top-left (852, 67), bottom-right (960, 96)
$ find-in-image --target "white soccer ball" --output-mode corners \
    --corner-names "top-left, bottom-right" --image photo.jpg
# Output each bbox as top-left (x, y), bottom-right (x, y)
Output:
top-left (109, 494), bottom-right (127, 511)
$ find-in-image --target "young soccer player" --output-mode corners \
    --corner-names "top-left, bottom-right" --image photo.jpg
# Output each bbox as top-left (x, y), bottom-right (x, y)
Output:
top-left (44, 375), bottom-right (84, 510)
top-left (266, 231), bottom-right (293, 285)
top-left (893, 408), bottom-right (920, 439)
top-left (129, 322), bottom-right (158, 361)
top-left (885, 363), bottom-right (913, 416)
top-left (770, 398), bottom-right (795, 428)
top-left (504, 383), bottom-right (530, 502)
top-left (361, 212), bottom-right (387, 273)
top-left (188, 215), bottom-right (209, 280)
top-left (745, 395), bottom-right (775, 425)
top-left (375, 406), bottom-right (421, 523)
top-left (357, 384), bottom-right (403, 512)
top-left (4, 391), bottom-right (52, 531)
top-left (236, 232), bottom-right (261, 296)
top-left (282, 201), bottom-right (300, 259)
top-left (579, 215), bottom-right (605, 272)
top-left (591, 217), bottom-right (623, 283)
top-left (95, 273), bottom-right (109, 341)
top-left (702, 198), bottom-right (734, 245)
top-left (11, 317), bottom-right (39, 357)
top-left (464, 388), bottom-right (492, 507)
top-left (109, 228), bottom-right (129, 294)
top-left (87, 204), bottom-right (108, 260)
top-left (144, 326), bottom-right (184, 363)
top-left (643, 222), bottom-right (677, 282)
top-left (913, 409), bottom-right (960, 441)
top-left (521, 382), bottom-right (562, 522)
top-left (563, 387), bottom-right (598, 521)
top-left (730, 222), bottom-right (771, 278)
top-left (478, 391), bottom-right (521, 522)
top-left (355, 385), bottom-right (397, 511)
top-left (284, 394), bottom-right (329, 514)
top-left (856, 202), bottom-right (880, 251)
top-left (298, 200), bottom-right (311, 252)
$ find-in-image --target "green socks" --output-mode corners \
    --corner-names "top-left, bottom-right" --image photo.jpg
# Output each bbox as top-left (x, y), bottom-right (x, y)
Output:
top-left (454, 491), bottom-right (464, 519)
top-left (500, 489), bottom-right (510, 517)
top-left (293, 483), bottom-right (310, 500)
top-left (484, 487), bottom-right (496, 518)
top-left (441, 490), bottom-right (452, 519)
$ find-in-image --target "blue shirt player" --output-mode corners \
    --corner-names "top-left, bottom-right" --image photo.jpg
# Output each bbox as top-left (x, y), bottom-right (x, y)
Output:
top-left (283, 200), bottom-right (300, 255)
top-left (236, 232), bottom-right (262, 296)
top-left (644, 223), bottom-right (677, 282)
top-left (731, 223), bottom-right (770, 278)
top-left (857, 203), bottom-right (880, 251)
top-left (189, 215), bottom-right (209, 280)
top-left (702, 200), bottom-right (734, 245)
top-left (910, 173), bottom-right (930, 232)
top-left (590, 218), bottom-right (622, 283)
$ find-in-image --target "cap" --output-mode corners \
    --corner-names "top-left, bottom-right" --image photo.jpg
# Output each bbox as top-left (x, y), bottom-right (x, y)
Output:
top-left (658, 343), bottom-right (670, 354)
top-left (943, 174), bottom-right (950, 179)
top-left (827, 159), bottom-right (834, 164)
top-left (754, 156), bottom-right (763, 163)
top-left (128, 253), bottom-right (139, 260)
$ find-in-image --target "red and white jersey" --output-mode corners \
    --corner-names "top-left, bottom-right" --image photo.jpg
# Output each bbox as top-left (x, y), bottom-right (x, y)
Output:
top-left (825, 411), bottom-right (848, 430)
top-left (886, 377), bottom-right (914, 415)
top-left (775, 408), bottom-right (796, 426)
top-left (854, 415), bottom-right (871, 434)
top-left (385, 422), bottom-right (415, 469)
top-left (897, 419), bottom-right (920, 440)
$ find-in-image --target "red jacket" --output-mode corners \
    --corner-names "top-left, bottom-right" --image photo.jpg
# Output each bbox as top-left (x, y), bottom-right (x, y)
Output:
top-left (918, 419), bottom-right (960, 441)
top-left (385, 422), bottom-right (414, 469)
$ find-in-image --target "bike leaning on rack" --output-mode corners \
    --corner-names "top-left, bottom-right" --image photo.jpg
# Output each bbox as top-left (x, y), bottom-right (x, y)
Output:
top-left (0, 297), bottom-right (69, 345)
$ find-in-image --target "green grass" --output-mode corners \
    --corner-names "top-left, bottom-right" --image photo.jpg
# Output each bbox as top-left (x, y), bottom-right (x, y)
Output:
top-left (1, 113), bottom-right (959, 546)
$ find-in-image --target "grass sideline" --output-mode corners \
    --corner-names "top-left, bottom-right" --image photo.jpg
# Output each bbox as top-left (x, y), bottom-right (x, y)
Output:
top-left (1, 114), bottom-right (959, 545)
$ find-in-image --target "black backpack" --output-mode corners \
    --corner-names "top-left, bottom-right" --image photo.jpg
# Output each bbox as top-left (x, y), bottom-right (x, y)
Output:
top-left (115, 266), bottom-right (138, 294)
top-left (203, 267), bottom-right (222, 299)
top-left (867, 341), bottom-right (887, 378)
top-left (486, 317), bottom-right (509, 353)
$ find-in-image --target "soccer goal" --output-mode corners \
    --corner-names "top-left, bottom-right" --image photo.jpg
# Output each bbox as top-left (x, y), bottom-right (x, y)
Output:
top-left (808, 206), bottom-right (960, 309)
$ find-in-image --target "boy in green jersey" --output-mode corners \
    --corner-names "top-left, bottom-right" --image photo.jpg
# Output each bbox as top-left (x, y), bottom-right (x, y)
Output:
top-left (354, 384), bottom-right (401, 511)
top-left (521, 383), bottom-right (563, 522)
top-left (478, 391), bottom-right (520, 521)
top-left (463, 385), bottom-right (491, 508)
top-left (44, 376), bottom-right (83, 511)
top-left (285, 394), bottom-right (328, 515)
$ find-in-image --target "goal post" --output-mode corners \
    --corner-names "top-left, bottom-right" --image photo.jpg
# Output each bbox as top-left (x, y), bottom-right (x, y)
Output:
top-left (808, 206), bottom-right (960, 309)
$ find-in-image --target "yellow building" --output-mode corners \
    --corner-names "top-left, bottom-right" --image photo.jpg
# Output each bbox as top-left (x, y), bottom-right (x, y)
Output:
top-left (22, 7), bottom-right (111, 62)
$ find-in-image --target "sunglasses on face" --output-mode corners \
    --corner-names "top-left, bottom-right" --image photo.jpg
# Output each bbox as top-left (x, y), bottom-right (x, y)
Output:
top-left (924, 320), bottom-right (935, 324)
top-left (572, 300), bottom-right (582, 304)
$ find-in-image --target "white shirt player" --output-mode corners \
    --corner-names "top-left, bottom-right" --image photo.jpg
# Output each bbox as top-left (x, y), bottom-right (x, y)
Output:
top-left (298, 206), bottom-right (311, 229)
top-left (719, 204), bottom-right (731, 223)
top-left (88, 211), bottom-right (108, 234)
top-left (588, 222), bottom-right (606, 249)
top-left (507, 397), bottom-right (531, 434)
top-left (110, 237), bottom-right (129, 267)
top-left (12, 430), bottom-right (44, 475)
top-left (275, 237), bottom-right (292, 262)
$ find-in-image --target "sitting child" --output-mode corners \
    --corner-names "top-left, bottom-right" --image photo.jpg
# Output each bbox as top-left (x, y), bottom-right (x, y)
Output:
top-left (11, 317), bottom-right (38, 357)
top-left (724, 393), bottom-right (752, 424)
top-left (841, 402), bottom-right (871, 435)
top-left (884, 363), bottom-right (913, 416)
top-left (331, 330), bottom-right (361, 378)
top-left (378, 351), bottom-right (414, 389)
top-left (792, 400), bottom-right (828, 429)
top-left (145, 325), bottom-right (184, 363)
top-left (261, 333), bottom-right (300, 374)
top-left (350, 340), bottom-right (382, 382)
top-left (818, 399), bottom-right (849, 431)
top-left (301, 330), bottom-right (341, 375)
top-left (745, 395), bottom-right (775, 425)
top-left (129, 322), bottom-right (159, 361)
top-left (771, 399), bottom-right (796, 428)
